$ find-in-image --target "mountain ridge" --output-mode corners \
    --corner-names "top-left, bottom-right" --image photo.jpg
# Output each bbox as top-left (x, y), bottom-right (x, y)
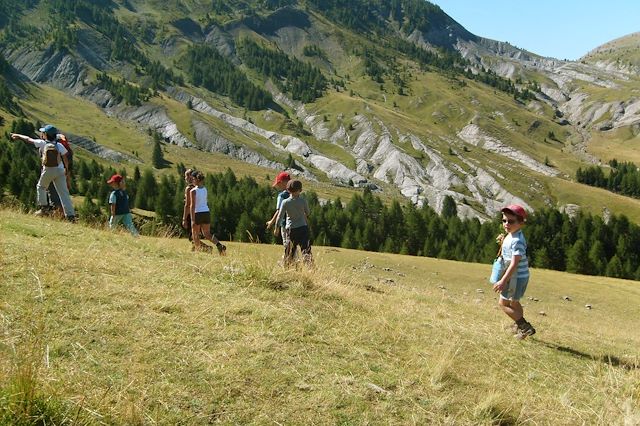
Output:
top-left (0, 0), bottom-right (639, 220)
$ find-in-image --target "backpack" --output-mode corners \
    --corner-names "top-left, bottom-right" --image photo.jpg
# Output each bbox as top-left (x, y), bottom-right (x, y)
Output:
top-left (42, 141), bottom-right (61, 167)
top-left (57, 134), bottom-right (73, 154)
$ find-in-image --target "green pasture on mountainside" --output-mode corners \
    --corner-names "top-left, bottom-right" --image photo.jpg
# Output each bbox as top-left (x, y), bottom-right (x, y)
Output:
top-left (1, 210), bottom-right (638, 424)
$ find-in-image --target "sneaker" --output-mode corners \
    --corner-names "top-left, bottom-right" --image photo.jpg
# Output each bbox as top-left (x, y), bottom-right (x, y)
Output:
top-left (216, 243), bottom-right (226, 256)
top-left (514, 323), bottom-right (536, 340)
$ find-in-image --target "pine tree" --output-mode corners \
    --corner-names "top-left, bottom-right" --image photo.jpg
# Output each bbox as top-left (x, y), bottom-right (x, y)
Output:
top-left (566, 239), bottom-right (589, 274)
top-left (152, 136), bottom-right (164, 169)
top-left (155, 175), bottom-right (174, 224)
top-left (135, 169), bottom-right (157, 211)
top-left (441, 195), bottom-right (457, 219)
top-left (234, 212), bottom-right (253, 242)
top-left (605, 255), bottom-right (624, 278)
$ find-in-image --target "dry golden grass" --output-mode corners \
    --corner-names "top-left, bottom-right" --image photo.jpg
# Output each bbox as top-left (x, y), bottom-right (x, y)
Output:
top-left (1, 209), bottom-right (639, 424)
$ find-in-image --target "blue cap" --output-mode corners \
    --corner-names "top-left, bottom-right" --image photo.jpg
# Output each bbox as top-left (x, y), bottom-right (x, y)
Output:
top-left (38, 124), bottom-right (58, 137)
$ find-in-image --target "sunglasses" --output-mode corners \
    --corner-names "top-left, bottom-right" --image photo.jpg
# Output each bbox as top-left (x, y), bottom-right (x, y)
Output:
top-left (502, 219), bottom-right (517, 224)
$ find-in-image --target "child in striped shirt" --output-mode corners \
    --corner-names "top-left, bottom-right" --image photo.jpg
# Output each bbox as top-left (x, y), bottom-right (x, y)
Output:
top-left (493, 204), bottom-right (535, 340)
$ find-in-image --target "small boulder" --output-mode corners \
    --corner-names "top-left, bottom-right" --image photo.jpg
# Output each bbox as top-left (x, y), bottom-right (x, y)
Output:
top-left (563, 296), bottom-right (572, 301)
top-left (538, 311), bottom-right (547, 316)
top-left (476, 289), bottom-right (484, 294)
top-left (585, 304), bottom-right (592, 310)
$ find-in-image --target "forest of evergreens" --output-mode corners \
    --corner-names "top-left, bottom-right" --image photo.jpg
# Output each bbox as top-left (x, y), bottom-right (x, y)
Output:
top-left (182, 44), bottom-right (273, 110)
top-left (2, 119), bottom-right (640, 281)
top-left (577, 160), bottom-right (640, 198)
top-left (237, 38), bottom-right (327, 103)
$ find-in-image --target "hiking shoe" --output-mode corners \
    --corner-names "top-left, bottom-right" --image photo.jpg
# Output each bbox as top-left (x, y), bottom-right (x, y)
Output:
top-left (216, 243), bottom-right (226, 256)
top-left (515, 323), bottom-right (536, 340)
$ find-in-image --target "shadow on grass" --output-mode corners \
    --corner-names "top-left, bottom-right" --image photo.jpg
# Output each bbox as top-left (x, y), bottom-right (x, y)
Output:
top-left (537, 340), bottom-right (639, 371)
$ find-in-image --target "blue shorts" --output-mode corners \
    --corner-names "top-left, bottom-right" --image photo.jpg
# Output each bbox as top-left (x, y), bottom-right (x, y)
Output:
top-left (500, 276), bottom-right (529, 301)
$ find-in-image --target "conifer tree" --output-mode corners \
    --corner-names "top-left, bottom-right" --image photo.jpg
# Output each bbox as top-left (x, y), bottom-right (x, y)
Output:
top-left (606, 255), bottom-right (624, 278)
top-left (155, 175), bottom-right (174, 224)
top-left (234, 212), bottom-right (253, 242)
top-left (566, 239), bottom-right (589, 274)
top-left (152, 133), bottom-right (164, 169)
top-left (441, 195), bottom-right (457, 219)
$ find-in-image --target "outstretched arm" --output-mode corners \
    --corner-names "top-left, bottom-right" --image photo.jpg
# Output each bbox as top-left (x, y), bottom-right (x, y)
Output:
top-left (10, 133), bottom-right (37, 145)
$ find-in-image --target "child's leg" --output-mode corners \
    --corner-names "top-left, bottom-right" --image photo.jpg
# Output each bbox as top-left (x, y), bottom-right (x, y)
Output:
top-left (109, 214), bottom-right (124, 230)
top-left (122, 213), bottom-right (139, 237)
top-left (284, 235), bottom-right (296, 266)
top-left (192, 223), bottom-right (202, 248)
top-left (202, 224), bottom-right (220, 245)
top-left (498, 298), bottom-right (523, 321)
top-left (298, 226), bottom-right (313, 266)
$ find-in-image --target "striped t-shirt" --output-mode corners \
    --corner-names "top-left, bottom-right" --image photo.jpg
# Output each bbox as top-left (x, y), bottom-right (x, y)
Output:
top-left (502, 230), bottom-right (529, 279)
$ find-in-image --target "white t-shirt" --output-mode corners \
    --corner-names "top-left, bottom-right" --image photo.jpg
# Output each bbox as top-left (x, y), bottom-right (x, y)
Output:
top-left (191, 186), bottom-right (209, 213)
top-left (33, 139), bottom-right (67, 170)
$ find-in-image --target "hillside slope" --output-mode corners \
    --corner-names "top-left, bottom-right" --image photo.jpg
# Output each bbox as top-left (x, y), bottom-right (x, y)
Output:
top-left (1, 210), bottom-right (638, 424)
top-left (0, 1), bottom-right (639, 221)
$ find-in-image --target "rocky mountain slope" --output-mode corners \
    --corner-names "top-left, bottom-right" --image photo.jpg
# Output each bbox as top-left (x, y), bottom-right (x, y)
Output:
top-left (0, 0), bottom-right (638, 220)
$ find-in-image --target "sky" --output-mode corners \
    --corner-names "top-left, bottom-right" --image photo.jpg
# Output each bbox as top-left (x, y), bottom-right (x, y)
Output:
top-left (429, 0), bottom-right (640, 60)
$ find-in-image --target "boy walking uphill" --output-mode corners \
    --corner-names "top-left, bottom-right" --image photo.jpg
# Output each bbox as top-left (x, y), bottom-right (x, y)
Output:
top-left (274, 179), bottom-right (313, 267)
top-left (107, 174), bottom-right (139, 237)
top-left (11, 125), bottom-right (76, 220)
top-left (265, 171), bottom-right (291, 254)
top-left (493, 204), bottom-right (535, 340)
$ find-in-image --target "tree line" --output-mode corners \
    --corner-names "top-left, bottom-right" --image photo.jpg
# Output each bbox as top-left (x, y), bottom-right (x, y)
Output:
top-left (2, 119), bottom-right (640, 281)
top-left (576, 159), bottom-right (640, 198)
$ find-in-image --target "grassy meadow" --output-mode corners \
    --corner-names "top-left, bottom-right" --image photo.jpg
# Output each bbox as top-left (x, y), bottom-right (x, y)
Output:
top-left (1, 209), bottom-right (639, 425)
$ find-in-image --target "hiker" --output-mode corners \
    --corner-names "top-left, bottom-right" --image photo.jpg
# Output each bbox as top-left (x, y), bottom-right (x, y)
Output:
top-left (107, 174), bottom-right (139, 237)
top-left (189, 171), bottom-right (226, 255)
top-left (273, 179), bottom-right (313, 267)
top-left (10, 125), bottom-right (76, 220)
top-left (181, 169), bottom-right (209, 250)
top-left (45, 133), bottom-right (74, 218)
top-left (493, 204), bottom-right (535, 339)
top-left (265, 171), bottom-right (292, 257)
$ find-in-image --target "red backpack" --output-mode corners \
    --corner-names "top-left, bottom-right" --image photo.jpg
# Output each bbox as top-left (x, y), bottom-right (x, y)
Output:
top-left (57, 134), bottom-right (72, 154)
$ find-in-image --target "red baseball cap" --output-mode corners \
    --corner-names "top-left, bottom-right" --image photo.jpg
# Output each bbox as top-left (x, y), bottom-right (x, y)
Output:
top-left (272, 171), bottom-right (291, 187)
top-left (107, 174), bottom-right (123, 184)
top-left (501, 204), bottom-right (527, 220)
